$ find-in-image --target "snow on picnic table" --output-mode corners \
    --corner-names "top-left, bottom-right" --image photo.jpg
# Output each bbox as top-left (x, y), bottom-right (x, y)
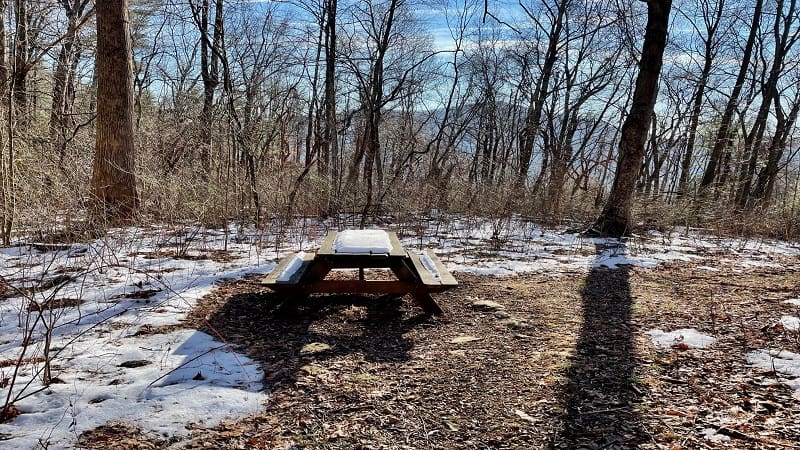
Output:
top-left (333, 229), bottom-right (392, 254)
top-left (0, 216), bottom-right (799, 447)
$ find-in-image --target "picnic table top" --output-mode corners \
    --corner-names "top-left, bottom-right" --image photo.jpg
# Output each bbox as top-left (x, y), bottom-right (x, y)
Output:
top-left (317, 230), bottom-right (407, 257)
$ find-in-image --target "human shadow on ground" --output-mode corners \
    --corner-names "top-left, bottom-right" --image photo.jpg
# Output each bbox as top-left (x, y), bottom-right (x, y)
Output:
top-left (202, 288), bottom-right (429, 391)
top-left (550, 247), bottom-right (646, 449)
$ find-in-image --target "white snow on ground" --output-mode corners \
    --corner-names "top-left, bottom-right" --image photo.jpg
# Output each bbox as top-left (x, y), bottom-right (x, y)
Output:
top-left (784, 298), bottom-right (800, 306)
top-left (702, 427), bottom-right (731, 442)
top-left (647, 329), bottom-right (717, 349)
top-left (0, 216), bottom-right (800, 447)
top-left (334, 229), bottom-right (392, 253)
top-left (747, 350), bottom-right (800, 398)
top-left (395, 215), bottom-right (800, 275)
top-left (0, 226), bottom-right (300, 448)
top-left (779, 316), bottom-right (800, 331)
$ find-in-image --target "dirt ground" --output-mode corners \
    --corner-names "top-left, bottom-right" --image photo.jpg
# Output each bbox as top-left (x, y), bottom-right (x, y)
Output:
top-left (80, 258), bottom-right (800, 449)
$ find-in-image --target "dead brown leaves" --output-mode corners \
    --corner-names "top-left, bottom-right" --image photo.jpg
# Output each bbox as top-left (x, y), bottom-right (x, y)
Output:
top-left (78, 261), bottom-right (800, 449)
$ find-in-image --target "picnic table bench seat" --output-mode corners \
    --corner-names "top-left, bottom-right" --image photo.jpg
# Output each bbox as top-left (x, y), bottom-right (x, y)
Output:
top-left (406, 249), bottom-right (458, 289)
top-left (261, 251), bottom-right (316, 286)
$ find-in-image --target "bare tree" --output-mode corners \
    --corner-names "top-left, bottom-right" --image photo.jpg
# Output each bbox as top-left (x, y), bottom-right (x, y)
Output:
top-left (340, 0), bottom-right (435, 222)
top-left (516, 0), bottom-right (569, 187)
top-left (674, 0), bottom-right (726, 198)
top-left (734, 0), bottom-right (799, 208)
top-left (591, 0), bottom-right (672, 237)
top-left (698, 0), bottom-right (762, 193)
top-left (541, 0), bottom-right (619, 215)
top-left (189, 0), bottom-right (223, 174)
top-left (0, 0), bottom-right (9, 245)
top-left (49, 0), bottom-right (92, 162)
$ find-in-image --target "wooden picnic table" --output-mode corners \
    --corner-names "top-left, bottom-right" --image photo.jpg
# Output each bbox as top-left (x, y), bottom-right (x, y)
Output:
top-left (262, 231), bottom-right (457, 315)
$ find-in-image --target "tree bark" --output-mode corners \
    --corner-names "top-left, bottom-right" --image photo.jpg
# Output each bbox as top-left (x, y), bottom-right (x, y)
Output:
top-left (591, 0), bottom-right (672, 237)
top-left (91, 0), bottom-right (138, 224)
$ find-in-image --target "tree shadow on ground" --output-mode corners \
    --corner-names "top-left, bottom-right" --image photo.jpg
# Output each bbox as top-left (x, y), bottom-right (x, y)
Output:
top-left (551, 249), bottom-right (646, 449)
top-left (202, 289), bottom-right (429, 391)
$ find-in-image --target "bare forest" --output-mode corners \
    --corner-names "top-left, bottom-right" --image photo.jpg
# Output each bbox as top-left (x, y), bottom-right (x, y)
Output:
top-left (4, 2), bottom-right (800, 448)
top-left (0, 0), bottom-right (797, 240)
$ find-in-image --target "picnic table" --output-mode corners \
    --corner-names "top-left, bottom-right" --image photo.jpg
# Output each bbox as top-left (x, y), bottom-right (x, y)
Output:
top-left (262, 230), bottom-right (457, 315)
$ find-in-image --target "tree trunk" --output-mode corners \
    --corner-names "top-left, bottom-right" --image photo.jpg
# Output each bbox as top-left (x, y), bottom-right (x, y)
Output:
top-left (0, 0), bottom-right (8, 245)
top-left (752, 91), bottom-right (800, 204)
top-left (322, 0), bottom-right (337, 181)
top-left (0, 1), bottom-right (7, 99)
top-left (591, 0), bottom-right (672, 237)
top-left (698, 0), bottom-right (762, 191)
top-left (677, 0), bottom-right (723, 198)
top-left (190, 0), bottom-right (222, 174)
top-left (50, 0), bottom-right (88, 162)
top-left (517, 0), bottom-right (568, 187)
top-left (735, 0), bottom-right (796, 208)
top-left (12, 0), bottom-right (28, 121)
top-left (91, 0), bottom-right (138, 224)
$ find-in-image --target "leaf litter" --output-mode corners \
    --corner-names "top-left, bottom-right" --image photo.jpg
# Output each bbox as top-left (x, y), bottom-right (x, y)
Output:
top-left (1, 219), bottom-right (800, 448)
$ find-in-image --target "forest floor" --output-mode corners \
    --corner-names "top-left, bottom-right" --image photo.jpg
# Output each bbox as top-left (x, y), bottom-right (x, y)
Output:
top-left (78, 257), bottom-right (800, 449)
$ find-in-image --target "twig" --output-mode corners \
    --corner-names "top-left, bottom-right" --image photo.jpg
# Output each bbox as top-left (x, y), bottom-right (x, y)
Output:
top-left (578, 406), bottom-right (629, 415)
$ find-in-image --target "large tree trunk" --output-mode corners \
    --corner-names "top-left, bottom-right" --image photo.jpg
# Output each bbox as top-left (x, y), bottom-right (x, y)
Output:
top-left (91, 0), bottom-right (138, 224)
top-left (591, 0), bottom-right (672, 237)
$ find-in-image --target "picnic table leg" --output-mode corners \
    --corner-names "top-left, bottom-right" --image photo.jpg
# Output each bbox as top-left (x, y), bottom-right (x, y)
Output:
top-left (275, 289), bottom-right (303, 315)
top-left (277, 260), bottom-right (332, 314)
top-left (390, 259), bottom-right (444, 316)
top-left (409, 290), bottom-right (444, 316)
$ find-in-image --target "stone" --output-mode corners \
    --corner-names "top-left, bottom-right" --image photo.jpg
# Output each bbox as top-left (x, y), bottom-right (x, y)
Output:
top-left (470, 299), bottom-right (506, 312)
top-left (300, 342), bottom-right (332, 355)
top-left (501, 317), bottom-right (533, 330)
top-left (450, 335), bottom-right (481, 344)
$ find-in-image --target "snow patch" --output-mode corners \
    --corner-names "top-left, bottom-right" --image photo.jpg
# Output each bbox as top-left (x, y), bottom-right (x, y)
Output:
top-left (779, 316), bottom-right (800, 331)
top-left (784, 298), bottom-right (800, 306)
top-left (334, 229), bottom-right (392, 253)
top-left (647, 329), bottom-right (716, 349)
top-left (0, 227), bottom-right (276, 448)
top-left (747, 349), bottom-right (800, 398)
top-left (702, 428), bottom-right (731, 442)
top-left (276, 251), bottom-right (306, 281)
top-left (418, 252), bottom-right (441, 279)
